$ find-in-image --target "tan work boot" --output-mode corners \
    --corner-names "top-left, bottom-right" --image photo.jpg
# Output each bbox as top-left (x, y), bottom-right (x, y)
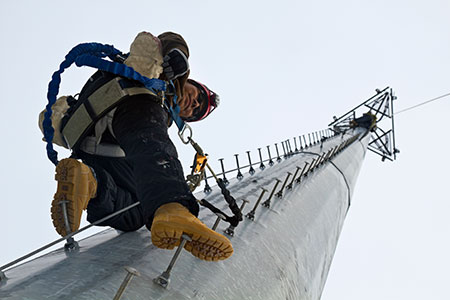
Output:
top-left (151, 202), bottom-right (233, 261)
top-left (51, 158), bottom-right (97, 237)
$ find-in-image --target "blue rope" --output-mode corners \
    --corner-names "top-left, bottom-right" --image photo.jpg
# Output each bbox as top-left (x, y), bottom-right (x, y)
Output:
top-left (44, 42), bottom-right (180, 166)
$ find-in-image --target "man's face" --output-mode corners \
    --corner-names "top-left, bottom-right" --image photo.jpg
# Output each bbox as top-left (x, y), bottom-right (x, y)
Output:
top-left (179, 81), bottom-right (201, 119)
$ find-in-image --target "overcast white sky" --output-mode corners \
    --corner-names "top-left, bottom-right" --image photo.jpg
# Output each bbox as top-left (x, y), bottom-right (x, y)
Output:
top-left (1, 1), bottom-right (449, 299)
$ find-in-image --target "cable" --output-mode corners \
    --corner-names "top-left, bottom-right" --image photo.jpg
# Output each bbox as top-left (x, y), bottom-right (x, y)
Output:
top-left (395, 92), bottom-right (450, 115)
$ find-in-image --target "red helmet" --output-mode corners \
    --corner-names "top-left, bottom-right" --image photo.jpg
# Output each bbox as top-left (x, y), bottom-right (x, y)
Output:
top-left (184, 79), bottom-right (220, 122)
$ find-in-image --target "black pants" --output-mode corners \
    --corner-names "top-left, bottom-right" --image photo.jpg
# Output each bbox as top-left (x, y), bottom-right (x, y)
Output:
top-left (76, 95), bottom-right (199, 232)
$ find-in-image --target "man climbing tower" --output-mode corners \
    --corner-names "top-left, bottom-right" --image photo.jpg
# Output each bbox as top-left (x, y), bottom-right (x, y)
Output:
top-left (43, 31), bottom-right (232, 261)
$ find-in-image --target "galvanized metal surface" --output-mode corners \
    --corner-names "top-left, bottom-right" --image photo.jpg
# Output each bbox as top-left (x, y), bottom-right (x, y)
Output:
top-left (0, 129), bottom-right (368, 300)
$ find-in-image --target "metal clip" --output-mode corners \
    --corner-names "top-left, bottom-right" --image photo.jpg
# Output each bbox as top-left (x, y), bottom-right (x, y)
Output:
top-left (225, 199), bottom-right (249, 236)
top-left (178, 123), bottom-right (193, 144)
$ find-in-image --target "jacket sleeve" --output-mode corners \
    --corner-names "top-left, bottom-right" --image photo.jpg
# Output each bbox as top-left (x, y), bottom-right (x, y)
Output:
top-left (158, 32), bottom-right (190, 100)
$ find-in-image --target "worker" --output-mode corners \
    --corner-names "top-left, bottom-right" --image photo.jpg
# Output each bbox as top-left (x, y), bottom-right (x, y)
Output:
top-left (46, 31), bottom-right (232, 261)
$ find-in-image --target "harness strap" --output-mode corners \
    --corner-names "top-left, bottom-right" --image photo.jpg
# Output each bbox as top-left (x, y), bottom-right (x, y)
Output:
top-left (79, 136), bottom-right (126, 157)
top-left (62, 77), bottom-right (158, 150)
top-left (45, 42), bottom-right (168, 165)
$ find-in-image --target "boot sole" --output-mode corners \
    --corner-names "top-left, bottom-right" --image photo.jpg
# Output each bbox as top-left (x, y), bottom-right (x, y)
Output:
top-left (151, 220), bottom-right (233, 261)
top-left (51, 159), bottom-right (94, 237)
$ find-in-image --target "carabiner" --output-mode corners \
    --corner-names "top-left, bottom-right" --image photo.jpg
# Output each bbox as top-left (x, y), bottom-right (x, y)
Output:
top-left (178, 123), bottom-right (193, 144)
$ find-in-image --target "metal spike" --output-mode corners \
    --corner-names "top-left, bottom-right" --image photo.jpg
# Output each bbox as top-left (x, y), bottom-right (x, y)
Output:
top-left (287, 140), bottom-right (293, 155)
top-left (246, 151), bottom-right (256, 175)
top-left (275, 172), bottom-right (292, 198)
top-left (303, 135), bottom-right (308, 149)
top-left (262, 179), bottom-right (282, 208)
top-left (58, 198), bottom-right (79, 252)
top-left (203, 170), bottom-right (212, 194)
top-left (286, 166), bottom-right (301, 190)
top-left (303, 158), bottom-right (316, 177)
top-left (246, 188), bottom-right (268, 221)
top-left (295, 161), bottom-right (309, 183)
top-left (258, 148), bottom-right (265, 170)
top-left (281, 141), bottom-right (287, 158)
top-left (212, 213), bottom-right (227, 231)
top-left (153, 234), bottom-right (191, 289)
top-left (235, 154), bottom-right (244, 180)
top-left (294, 137), bottom-right (298, 152)
top-left (267, 145), bottom-right (274, 166)
top-left (113, 267), bottom-right (140, 300)
top-left (275, 143), bottom-right (282, 162)
top-left (218, 158), bottom-right (229, 185)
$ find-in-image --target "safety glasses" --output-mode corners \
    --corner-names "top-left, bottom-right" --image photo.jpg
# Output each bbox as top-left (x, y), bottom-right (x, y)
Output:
top-left (185, 80), bottom-right (220, 122)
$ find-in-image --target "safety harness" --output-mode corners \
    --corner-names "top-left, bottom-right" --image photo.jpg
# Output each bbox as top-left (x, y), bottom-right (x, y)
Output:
top-left (44, 42), bottom-right (242, 227)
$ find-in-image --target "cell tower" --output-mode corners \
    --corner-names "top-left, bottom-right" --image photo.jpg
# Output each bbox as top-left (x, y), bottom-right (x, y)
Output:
top-left (0, 88), bottom-right (397, 299)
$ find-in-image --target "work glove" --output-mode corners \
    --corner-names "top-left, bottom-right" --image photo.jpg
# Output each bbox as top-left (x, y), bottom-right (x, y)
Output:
top-left (162, 48), bottom-right (189, 80)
